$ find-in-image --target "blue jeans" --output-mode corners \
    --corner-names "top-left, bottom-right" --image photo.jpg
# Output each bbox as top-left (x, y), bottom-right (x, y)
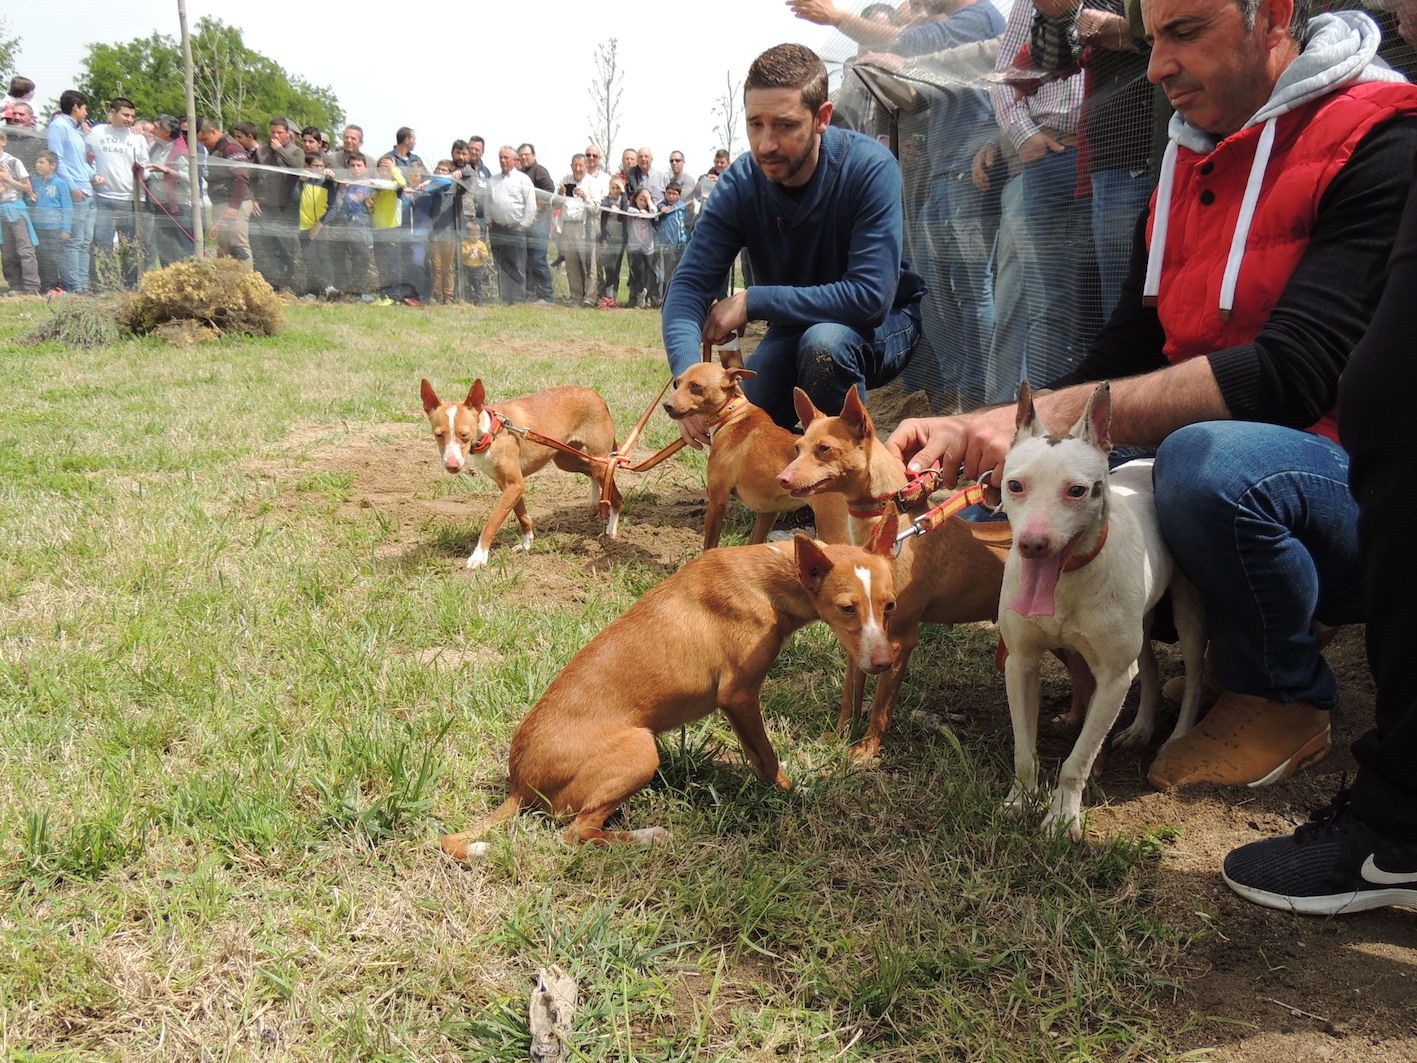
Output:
top-left (741, 311), bottom-right (922, 429)
top-left (93, 197), bottom-right (139, 287)
top-left (1015, 147), bottom-right (1090, 387)
top-left (909, 173), bottom-right (997, 406)
top-left (63, 195), bottom-right (96, 292)
top-left (526, 215), bottom-right (552, 301)
top-left (1154, 422), bottom-right (1365, 708)
top-left (986, 174), bottom-right (1028, 405)
top-left (1090, 168), bottom-right (1154, 325)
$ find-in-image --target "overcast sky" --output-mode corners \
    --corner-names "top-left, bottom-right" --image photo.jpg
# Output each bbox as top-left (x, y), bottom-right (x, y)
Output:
top-left (7, 2), bottom-right (859, 177)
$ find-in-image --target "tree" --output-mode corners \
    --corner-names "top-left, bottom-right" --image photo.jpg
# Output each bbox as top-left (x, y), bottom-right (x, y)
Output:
top-left (710, 70), bottom-right (743, 160)
top-left (0, 17), bottom-right (19, 86)
top-left (586, 38), bottom-right (623, 159)
top-left (78, 18), bottom-right (343, 132)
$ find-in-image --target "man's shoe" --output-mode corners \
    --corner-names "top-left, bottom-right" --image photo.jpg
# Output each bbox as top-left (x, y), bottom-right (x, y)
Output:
top-left (402, 295), bottom-right (422, 307)
top-left (1223, 789), bottom-right (1417, 915)
top-left (1147, 691), bottom-right (1330, 790)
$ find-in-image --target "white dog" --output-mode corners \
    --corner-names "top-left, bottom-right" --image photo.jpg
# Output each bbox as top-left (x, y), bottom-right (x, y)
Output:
top-left (998, 382), bottom-right (1206, 841)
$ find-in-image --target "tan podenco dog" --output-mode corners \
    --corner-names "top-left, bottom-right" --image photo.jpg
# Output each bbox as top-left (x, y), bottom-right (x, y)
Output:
top-left (439, 512), bottom-right (901, 855)
top-left (663, 361), bottom-right (847, 550)
top-left (420, 379), bottom-right (622, 569)
top-left (998, 382), bottom-right (1206, 841)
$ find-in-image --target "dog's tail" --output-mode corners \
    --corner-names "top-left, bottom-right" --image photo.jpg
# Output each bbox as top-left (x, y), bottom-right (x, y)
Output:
top-left (439, 794), bottom-right (524, 860)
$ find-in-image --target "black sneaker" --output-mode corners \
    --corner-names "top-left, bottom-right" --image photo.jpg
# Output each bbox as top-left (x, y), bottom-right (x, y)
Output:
top-left (1222, 789), bottom-right (1417, 915)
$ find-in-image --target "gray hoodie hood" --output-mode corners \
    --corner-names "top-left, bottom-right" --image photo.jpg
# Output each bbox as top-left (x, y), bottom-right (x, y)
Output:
top-left (1145, 12), bottom-right (1407, 315)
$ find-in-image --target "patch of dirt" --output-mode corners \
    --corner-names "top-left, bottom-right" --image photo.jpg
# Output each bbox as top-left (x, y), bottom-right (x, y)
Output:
top-left (249, 414), bottom-right (1416, 1060)
top-left (1019, 629), bottom-right (1417, 1061)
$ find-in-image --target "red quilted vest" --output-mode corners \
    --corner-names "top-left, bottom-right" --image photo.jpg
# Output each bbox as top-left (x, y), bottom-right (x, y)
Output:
top-left (1145, 81), bottom-right (1417, 441)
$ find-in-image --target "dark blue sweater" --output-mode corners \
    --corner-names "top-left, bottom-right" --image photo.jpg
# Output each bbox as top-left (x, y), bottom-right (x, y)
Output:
top-left (661, 126), bottom-right (924, 374)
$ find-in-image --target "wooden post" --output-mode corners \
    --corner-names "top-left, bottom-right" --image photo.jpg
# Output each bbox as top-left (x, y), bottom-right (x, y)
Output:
top-left (178, 0), bottom-right (204, 258)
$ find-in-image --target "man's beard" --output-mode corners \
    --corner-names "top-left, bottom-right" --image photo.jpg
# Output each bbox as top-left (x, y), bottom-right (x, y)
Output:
top-left (755, 135), bottom-right (817, 186)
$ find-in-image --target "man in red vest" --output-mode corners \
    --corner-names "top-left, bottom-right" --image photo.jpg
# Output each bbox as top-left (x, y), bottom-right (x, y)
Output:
top-left (889, 2), bottom-right (1417, 795)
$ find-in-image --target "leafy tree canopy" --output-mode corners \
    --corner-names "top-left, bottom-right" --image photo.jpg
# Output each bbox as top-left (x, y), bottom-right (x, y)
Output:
top-left (78, 18), bottom-right (343, 134)
top-left (1, 17), bottom-right (19, 85)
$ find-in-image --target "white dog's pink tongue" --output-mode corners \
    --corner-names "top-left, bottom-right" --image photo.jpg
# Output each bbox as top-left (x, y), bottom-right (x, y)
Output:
top-left (1010, 554), bottom-right (1068, 618)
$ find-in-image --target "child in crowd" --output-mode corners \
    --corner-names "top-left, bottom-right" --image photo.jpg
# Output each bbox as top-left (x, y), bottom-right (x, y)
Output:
top-left (596, 175), bottom-right (630, 309)
top-left (459, 216), bottom-right (491, 305)
top-left (654, 182), bottom-right (689, 305)
top-left (370, 155), bottom-right (411, 304)
top-left (421, 160), bottom-right (458, 304)
top-left (296, 151), bottom-right (336, 296)
top-left (0, 128), bottom-right (40, 295)
top-left (323, 155), bottom-right (375, 298)
top-left (625, 187), bottom-right (657, 310)
top-left (27, 150), bottom-right (71, 293)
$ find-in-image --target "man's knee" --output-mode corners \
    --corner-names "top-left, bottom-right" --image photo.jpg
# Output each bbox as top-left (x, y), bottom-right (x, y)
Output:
top-left (1153, 423), bottom-right (1237, 530)
top-left (796, 323), bottom-right (865, 393)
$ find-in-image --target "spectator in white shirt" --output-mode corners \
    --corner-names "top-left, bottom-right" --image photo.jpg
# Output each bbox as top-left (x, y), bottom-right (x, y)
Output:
top-left (87, 96), bottom-right (150, 287)
top-left (486, 144), bottom-right (537, 304)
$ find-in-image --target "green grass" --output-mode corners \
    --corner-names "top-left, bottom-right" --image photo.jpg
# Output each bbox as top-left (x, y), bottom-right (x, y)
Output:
top-left (0, 299), bottom-right (1199, 1059)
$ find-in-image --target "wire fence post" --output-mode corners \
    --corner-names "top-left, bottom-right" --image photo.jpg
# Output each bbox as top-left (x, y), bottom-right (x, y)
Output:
top-left (178, 0), bottom-right (204, 259)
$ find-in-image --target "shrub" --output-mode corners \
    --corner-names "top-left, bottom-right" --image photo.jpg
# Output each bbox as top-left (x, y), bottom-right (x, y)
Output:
top-left (23, 297), bottom-right (125, 349)
top-left (121, 258), bottom-right (284, 337)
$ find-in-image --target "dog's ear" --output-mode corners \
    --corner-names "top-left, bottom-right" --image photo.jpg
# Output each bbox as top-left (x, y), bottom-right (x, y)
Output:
top-left (794, 532), bottom-right (834, 596)
top-left (717, 346), bottom-right (745, 372)
top-left (465, 379), bottom-right (486, 410)
top-left (420, 378), bottom-right (441, 414)
top-left (1013, 380), bottom-right (1046, 440)
top-left (725, 367), bottom-right (756, 385)
top-left (866, 503), bottom-right (899, 558)
top-left (793, 387), bottom-right (821, 429)
top-left (839, 384), bottom-right (874, 441)
top-left (1072, 381), bottom-right (1113, 453)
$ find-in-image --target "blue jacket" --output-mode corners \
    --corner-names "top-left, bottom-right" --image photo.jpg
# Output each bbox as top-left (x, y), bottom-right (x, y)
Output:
top-left (661, 126), bottom-right (924, 374)
top-left (46, 114), bottom-right (95, 197)
top-left (654, 199), bottom-right (688, 248)
top-left (30, 173), bottom-right (74, 232)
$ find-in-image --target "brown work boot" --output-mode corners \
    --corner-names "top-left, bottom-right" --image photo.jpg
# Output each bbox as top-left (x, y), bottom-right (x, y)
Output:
top-left (1147, 692), bottom-right (1331, 790)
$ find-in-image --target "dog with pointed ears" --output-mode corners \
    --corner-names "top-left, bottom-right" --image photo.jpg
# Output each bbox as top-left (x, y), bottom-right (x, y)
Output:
top-left (998, 381), bottom-right (1206, 841)
top-left (439, 511), bottom-right (902, 855)
top-left (663, 351), bottom-right (848, 550)
top-left (420, 379), bottom-right (622, 569)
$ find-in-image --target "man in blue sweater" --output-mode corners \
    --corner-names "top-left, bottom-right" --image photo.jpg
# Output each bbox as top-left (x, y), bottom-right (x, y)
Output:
top-left (661, 44), bottom-right (924, 437)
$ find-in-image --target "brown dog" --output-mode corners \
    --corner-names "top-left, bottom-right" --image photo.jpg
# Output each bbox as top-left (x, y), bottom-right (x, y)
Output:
top-left (420, 379), bottom-right (623, 569)
top-left (664, 361), bottom-right (848, 549)
top-left (777, 385), bottom-right (914, 544)
top-left (439, 511), bottom-right (901, 855)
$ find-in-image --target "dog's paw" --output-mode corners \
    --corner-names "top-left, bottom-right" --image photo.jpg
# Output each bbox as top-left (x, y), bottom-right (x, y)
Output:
top-left (1112, 719), bottom-right (1155, 750)
top-left (847, 737), bottom-right (881, 765)
top-left (514, 533), bottom-right (535, 553)
top-left (773, 769), bottom-right (794, 791)
top-left (1042, 794), bottom-right (1086, 843)
top-left (627, 826), bottom-right (671, 846)
top-left (466, 547), bottom-right (490, 570)
top-left (1001, 787), bottom-right (1030, 820)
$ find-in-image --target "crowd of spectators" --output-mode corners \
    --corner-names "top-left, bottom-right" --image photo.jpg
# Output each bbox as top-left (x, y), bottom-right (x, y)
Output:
top-left (0, 75), bottom-right (730, 308)
top-left (793, 0), bottom-right (1416, 410)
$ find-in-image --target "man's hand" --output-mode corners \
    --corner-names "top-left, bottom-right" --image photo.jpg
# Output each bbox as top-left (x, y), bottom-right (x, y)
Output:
top-left (250, 202), bottom-right (262, 217)
top-left (788, 0), bottom-right (843, 27)
top-left (857, 50), bottom-right (904, 72)
top-left (677, 413), bottom-right (711, 450)
top-left (60, 231), bottom-right (70, 241)
top-left (309, 221), bottom-right (323, 239)
top-left (1018, 130), bottom-right (1068, 164)
top-left (703, 290), bottom-right (749, 345)
top-left (1033, 0), bottom-right (1081, 16)
top-left (1076, 10), bottom-right (1135, 50)
top-left (92, 175), bottom-right (107, 188)
top-left (886, 405), bottom-right (1019, 496)
top-left (972, 143), bottom-right (999, 191)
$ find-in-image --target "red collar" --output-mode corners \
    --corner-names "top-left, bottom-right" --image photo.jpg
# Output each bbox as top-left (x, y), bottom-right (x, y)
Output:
top-left (848, 500), bottom-right (889, 520)
top-left (704, 396), bottom-right (743, 430)
top-left (1062, 523), bottom-right (1109, 572)
top-left (470, 409), bottom-right (504, 454)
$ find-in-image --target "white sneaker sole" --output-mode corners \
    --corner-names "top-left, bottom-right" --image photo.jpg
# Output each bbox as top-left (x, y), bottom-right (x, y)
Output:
top-left (1222, 870), bottom-right (1417, 916)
